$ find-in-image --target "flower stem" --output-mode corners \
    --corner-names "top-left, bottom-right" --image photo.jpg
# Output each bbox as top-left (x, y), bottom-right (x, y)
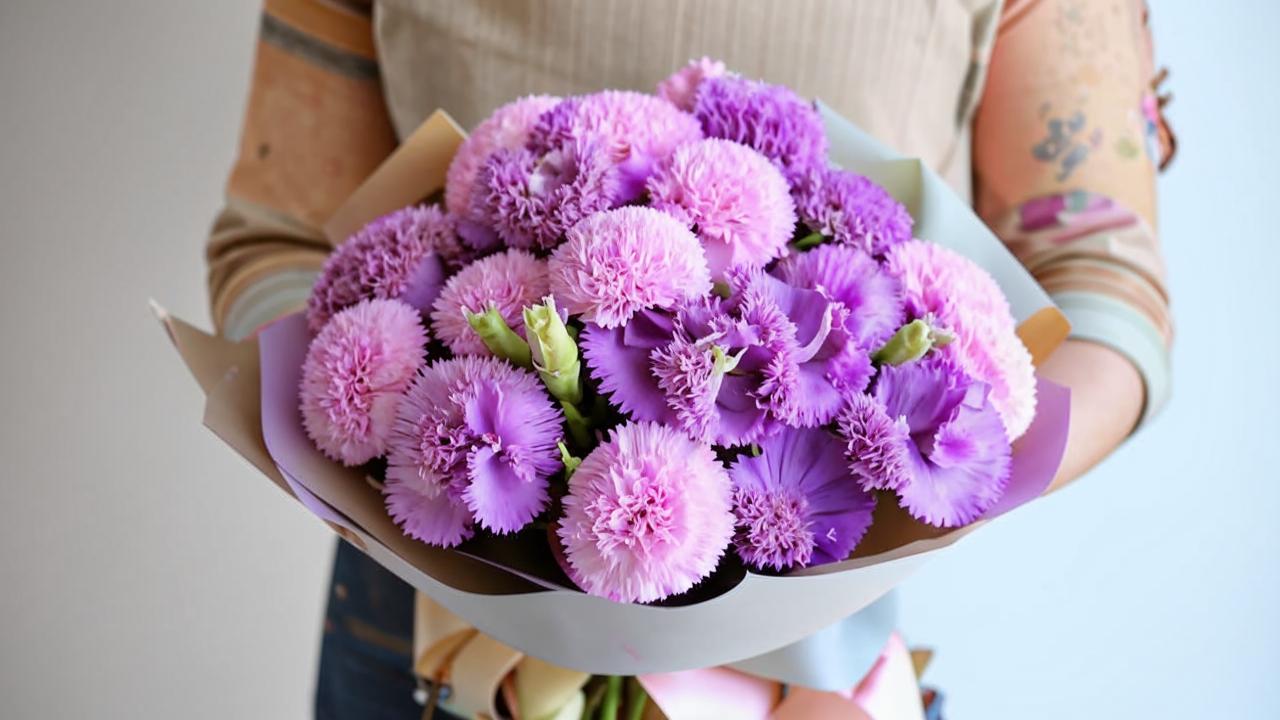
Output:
top-left (562, 400), bottom-right (593, 449)
top-left (600, 676), bottom-right (623, 720)
top-left (792, 231), bottom-right (826, 250)
top-left (625, 678), bottom-right (648, 720)
top-left (558, 441), bottom-right (582, 480)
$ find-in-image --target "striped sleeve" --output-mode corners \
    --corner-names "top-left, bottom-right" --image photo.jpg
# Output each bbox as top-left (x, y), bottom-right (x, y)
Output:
top-left (207, 0), bottom-right (396, 339)
top-left (974, 0), bottom-right (1175, 426)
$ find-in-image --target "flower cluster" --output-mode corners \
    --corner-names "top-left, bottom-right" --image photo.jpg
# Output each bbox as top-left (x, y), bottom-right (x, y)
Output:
top-left (297, 61), bottom-right (1038, 605)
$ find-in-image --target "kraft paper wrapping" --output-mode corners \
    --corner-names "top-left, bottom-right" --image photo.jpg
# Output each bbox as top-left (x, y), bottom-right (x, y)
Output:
top-left (156, 105), bottom-right (1072, 686)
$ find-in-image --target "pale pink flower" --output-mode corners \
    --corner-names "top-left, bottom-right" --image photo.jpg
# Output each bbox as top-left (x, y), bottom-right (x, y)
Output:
top-left (558, 421), bottom-right (734, 603)
top-left (299, 299), bottom-right (427, 466)
top-left (548, 207), bottom-right (712, 328)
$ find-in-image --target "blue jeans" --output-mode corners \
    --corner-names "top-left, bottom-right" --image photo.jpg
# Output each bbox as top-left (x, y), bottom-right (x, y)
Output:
top-left (315, 540), bottom-right (460, 720)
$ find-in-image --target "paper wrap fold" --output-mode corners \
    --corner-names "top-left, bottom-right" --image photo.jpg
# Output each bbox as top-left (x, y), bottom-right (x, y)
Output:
top-left (157, 107), bottom-right (1071, 689)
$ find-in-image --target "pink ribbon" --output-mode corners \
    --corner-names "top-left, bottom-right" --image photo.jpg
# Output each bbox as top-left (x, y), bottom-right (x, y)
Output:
top-left (638, 633), bottom-right (924, 720)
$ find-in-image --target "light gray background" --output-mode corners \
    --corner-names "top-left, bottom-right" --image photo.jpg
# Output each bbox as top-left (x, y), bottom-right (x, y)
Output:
top-left (0, 1), bottom-right (1275, 718)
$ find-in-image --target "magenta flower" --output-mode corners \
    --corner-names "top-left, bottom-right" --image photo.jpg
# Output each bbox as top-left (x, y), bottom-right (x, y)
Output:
top-left (580, 308), bottom-right (679, 422)
top-left (657, 57), bottom-right (727, 112)
top-left (729, 427), bottom-right (876, 571)
top-left (384, 355), bottom-right (563, 545)
top-left (693, 75), bottom-right (827, 179)
top-left (885, 240), bottom-right (1036, 439)
top-left (791, 167), bottom-right (913, 258)
top-left (773, 243), bottom-right (905, 350)
top-left (445, 95), bottom-right (561, 226)
top-left (528, 91), bottom-right (704, 200)
top-left (430, 249), bottom-right (550, 357)
top-left (306, 205), bottom-right (458, 332)
top-left (557, 421), bottom-right (734, 603)
top-left (722, 270), bottom-right (873, 430)
top-left (548, 207), bottom-right (712, 328)
top-left (473, 141), bottom-right (623, 251)
top-left (648, 138), bottom-right (797, 278)
top-left (838, 355), bottom-right (1012, 528)
top-left (300, 299), bottom-right (427, 466)
top-left (581, 272), bottom-right (871, 446)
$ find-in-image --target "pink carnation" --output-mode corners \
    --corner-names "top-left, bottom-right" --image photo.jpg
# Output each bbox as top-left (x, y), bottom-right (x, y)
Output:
top-left (430, 249), bottom-right (550, 356)
top-left (529, 91), bottom-right (704, 200)
top-left (548, 207), bottom-right (712, 328)
top-left (558, 421), bottom-right (734, 603)
top-left (299, 299), bottom-right (427, 466)
top-left (657, 57), bottom-right (727, 111)
top-left (648, 138), bottom-right (797, 278)
top-left (884, 240), bottom-right (1037, 439)
top-left (445, 95), bottom-right (561, 220)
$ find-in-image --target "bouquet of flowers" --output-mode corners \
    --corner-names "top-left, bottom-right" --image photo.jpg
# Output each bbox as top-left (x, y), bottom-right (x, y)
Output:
top-left (159, 59), bottom-right (1070, 718)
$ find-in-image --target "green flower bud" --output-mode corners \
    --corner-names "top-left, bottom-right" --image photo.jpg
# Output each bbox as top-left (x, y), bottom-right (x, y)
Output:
top-left (465, 306), bottom-right (532, 368)
top-left (872, 318), bottom-right (934, 366)
top-left (523, 297), bottom-right (583, 404)
top-left (558, 441), bottom-right (582, 480)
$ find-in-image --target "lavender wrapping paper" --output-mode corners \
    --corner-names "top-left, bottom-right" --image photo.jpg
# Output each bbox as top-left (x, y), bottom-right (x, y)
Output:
top-left (256, 313), bottom-right (1069, 680)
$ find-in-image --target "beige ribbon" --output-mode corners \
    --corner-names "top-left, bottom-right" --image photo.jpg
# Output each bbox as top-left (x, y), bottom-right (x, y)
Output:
top-left (414, 593), bottom-right (591, 720)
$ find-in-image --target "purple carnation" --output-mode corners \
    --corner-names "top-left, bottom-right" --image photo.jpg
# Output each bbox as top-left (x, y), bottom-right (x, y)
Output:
top-left (580, 308), bottom-right (679, 422)
top-left (300, 299), bottom-right (427, 466)
top-left (581, 272), bottom-right (871, 446)
top-left (692, 75), bottom-right (827, 179)
top-left (472, 141), bottom-right (623, 252)
top-left (384, 356), bottom-right (563, 546)
top-left (528, 91), bottom-right (704, 201)
top-left (729, 427), bottom-right (876, 571)
top-left (838, 355), bottom-right (1012, 528)
top-left (791, 167), bottom-right (913, 258)
top-left (773, 243), bottom-right (905, 350)
top-left (557, 421), bottom-right (734, 603)
top-left (548, 207), bottom-right (711, 328)
top-left (306, 205), bottom-right (457, 332)
top-left (726, 270), bottom-right (874, 427)
top-left (648, 138), bottom-right (796, 278)
top-left (430, 249), bottom-right (550, 357)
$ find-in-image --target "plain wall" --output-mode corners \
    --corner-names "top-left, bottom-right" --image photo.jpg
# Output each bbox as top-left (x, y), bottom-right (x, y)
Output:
top-left (0, 1), bottom-right (1275, 718)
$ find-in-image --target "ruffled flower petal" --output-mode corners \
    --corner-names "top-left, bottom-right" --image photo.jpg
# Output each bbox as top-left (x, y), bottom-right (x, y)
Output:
top-left (528, 91), bottom-right (704, 200)
top-left (558, 421), bottom-right (734, 603)
top-left (549, 207), bottom-right (712, 328)
top-left (473, 142), bottom-right (623, 251)
top-left (384, 356), bottom-right (562, 545)
top-left (790, 167), bottom-right (914, 258)
top-left (693, 75), bottom-right (827, 179)
top-left (730, 427), bottom-right (876, 570)
top-left (648, 138), bottom-right (796, 278)
top-left (445, 94), bottom-right (562, 226)
top-left (384, 476), bottom-right (474, 548)
top-left (885, 239), bottom-right (1037, 439)
top-left (300, 299), bottom-right (427, 465)
top-left (839, 355), bottom-right (1012, 527)
top-left (774, 243), bottom-right (905, 350)
top-left (430, 249), bottom-right (550, 356)
top-left (580, 311), bottom-right (679, 423)
top-left (307, 205), bottom-right (457, 332)
top-left (656, 57), bottom-right (727, 111)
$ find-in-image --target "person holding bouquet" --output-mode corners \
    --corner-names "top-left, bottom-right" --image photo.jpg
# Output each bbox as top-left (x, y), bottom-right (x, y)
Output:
top-left (205, 1), bottom-right (1173, 717)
